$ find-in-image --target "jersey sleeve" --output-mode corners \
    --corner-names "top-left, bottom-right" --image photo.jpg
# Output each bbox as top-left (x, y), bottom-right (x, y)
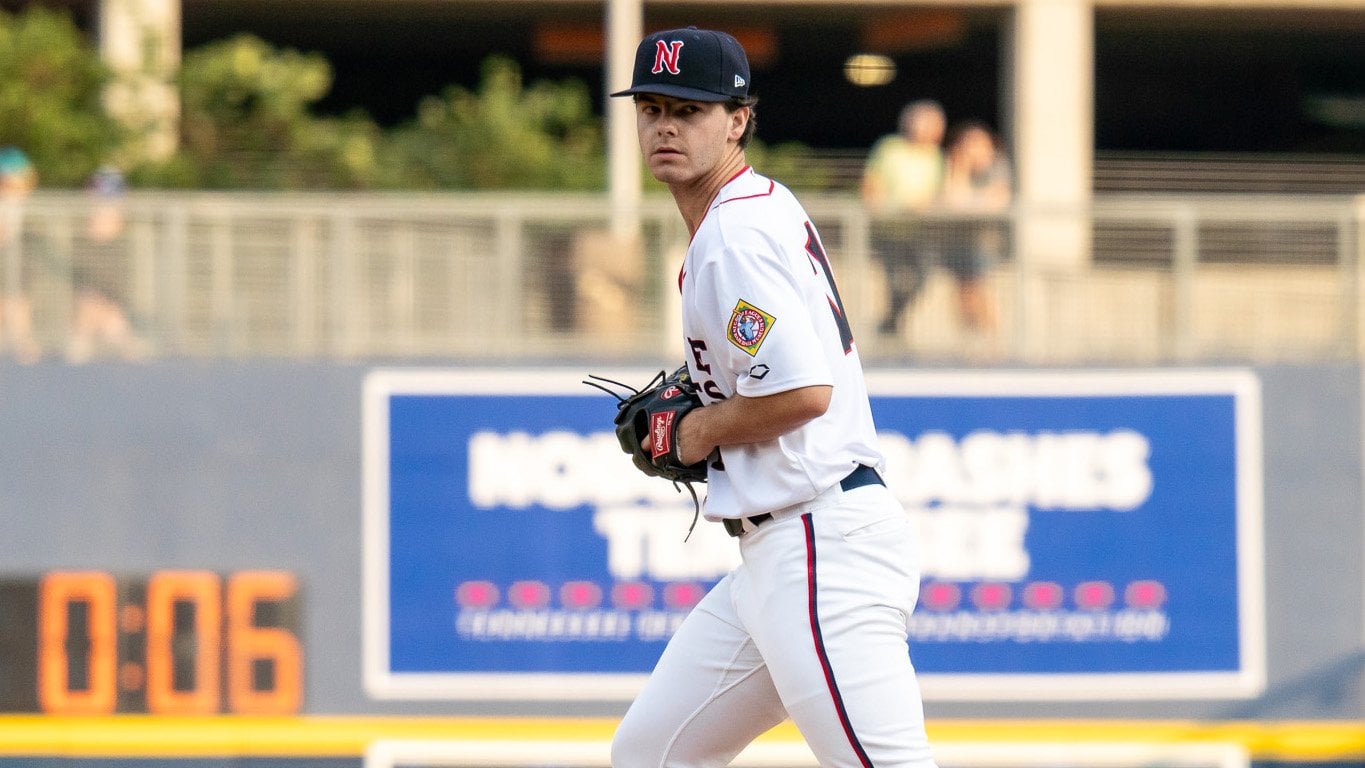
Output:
top-left (691, 235), bottom-right (833, 399)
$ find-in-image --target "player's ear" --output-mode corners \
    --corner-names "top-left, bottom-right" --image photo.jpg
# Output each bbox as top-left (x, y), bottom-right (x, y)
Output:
top-left (727, 107), bottom-right (750, 142)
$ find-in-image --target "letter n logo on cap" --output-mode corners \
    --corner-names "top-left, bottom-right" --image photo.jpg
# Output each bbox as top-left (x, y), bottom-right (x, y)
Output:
top-left (652, 40), bottom-right (684, 75)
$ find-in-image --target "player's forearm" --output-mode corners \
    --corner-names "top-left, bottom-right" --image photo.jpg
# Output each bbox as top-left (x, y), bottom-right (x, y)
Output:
top-left (677, 385), bottom-right (832, 465)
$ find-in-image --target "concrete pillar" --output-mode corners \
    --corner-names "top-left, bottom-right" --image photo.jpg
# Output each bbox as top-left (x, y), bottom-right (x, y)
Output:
top-left (1003, 0), bottom-right (1093, 360)
top-left (99, 0), bottom-right (181, 162)
top-left (605, 0), bottom-right (643, 239)
top-left (1005, 0), bottom-right (1093, 268)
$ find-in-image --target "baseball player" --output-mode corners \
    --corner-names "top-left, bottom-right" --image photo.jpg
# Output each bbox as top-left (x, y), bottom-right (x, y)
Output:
top-left (608, 27), bottom-right (938, 768)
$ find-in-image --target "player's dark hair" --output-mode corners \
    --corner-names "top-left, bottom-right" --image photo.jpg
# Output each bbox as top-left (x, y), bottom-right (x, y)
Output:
top-left (726, 96), bottom-right (759, 149)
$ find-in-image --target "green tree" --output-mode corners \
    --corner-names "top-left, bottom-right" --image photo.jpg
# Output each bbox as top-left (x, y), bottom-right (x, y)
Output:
top-left (0, 7), bottom-right (125, 187)
top-left (381, 56), bottom-right (604, 190)
top-left (137, 34), bottom-right (382, 189)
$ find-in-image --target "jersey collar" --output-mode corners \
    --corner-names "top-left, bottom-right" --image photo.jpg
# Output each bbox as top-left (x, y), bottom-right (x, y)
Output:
top-left (710, 165), bottom-right (756, 208)
top-left (689, 165), bottom-right (753, 244)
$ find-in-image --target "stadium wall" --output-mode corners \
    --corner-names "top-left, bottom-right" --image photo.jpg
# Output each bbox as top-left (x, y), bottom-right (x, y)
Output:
top-left (0, 361), bottom-right (1360, 763)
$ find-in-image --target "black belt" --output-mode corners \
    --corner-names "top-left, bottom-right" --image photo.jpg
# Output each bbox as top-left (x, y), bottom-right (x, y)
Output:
top-left (722, 464), bottom-right (884, 537)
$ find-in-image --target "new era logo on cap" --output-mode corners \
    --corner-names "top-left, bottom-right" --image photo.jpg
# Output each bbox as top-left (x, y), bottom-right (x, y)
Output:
top-left (611, 27), bottom-right (751, 103)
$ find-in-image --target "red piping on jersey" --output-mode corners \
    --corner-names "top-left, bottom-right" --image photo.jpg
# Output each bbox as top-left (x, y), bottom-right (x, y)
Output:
top-left (715, 174), bottom-right (776, 208)
top-left (803, 514), bottom-right (876, 768)
top-left (689, 166), bottom-right (773, 244)
top-left (719, 165), bottom-right (752, 194)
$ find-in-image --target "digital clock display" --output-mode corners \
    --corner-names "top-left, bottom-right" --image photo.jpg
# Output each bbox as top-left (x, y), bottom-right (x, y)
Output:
top-left (0, 570), bottom-right (302, 714)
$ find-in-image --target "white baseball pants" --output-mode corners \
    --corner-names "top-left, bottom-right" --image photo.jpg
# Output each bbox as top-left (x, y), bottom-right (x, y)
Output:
top-left (612, 483), bottom-right (938, 768)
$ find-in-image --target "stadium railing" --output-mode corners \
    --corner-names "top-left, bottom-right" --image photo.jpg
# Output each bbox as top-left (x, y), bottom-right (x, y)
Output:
top-left (3, 190), bottom-right (1361, 365)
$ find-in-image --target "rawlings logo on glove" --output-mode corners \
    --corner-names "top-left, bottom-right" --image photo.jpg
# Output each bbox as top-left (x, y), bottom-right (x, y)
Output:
top-left (650, 411), bottom-right (677, 459)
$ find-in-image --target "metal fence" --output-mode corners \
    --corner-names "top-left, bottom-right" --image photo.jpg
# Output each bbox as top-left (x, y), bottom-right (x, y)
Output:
top-left (1, 190), bottom-right (1361, 365)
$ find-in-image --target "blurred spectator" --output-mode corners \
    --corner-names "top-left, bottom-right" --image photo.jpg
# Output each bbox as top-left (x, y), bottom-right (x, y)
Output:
top-left (68, 165), bottom-right (147, 362)
top-left (860, 99), bottom-right (946, 337)
top-left (941, 121), bottom-right (1012, 337)
top-left (0, 146), bottom-right (41, 363)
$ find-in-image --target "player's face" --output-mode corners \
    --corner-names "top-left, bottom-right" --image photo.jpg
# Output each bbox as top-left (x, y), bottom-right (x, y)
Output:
top-left (635, 95), bottom-right (747, 185)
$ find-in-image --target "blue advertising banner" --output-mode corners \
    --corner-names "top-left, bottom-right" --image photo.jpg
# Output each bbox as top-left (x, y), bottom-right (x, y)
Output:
top-left (362, 369), bottom-right (1264, 701)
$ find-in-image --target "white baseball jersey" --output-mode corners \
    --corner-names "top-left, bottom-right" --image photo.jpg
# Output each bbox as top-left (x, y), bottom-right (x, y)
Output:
top-left (680, 166), bottom-right (882, 520)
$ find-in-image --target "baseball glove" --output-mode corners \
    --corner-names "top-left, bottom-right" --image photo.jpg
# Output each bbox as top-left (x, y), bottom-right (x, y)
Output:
top-left (585, 366), bottom-right (708, 484)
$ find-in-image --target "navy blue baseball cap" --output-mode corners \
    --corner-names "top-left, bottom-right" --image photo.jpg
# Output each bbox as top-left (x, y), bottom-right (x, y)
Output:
top-left (610, 27), bottom-right (750, 102)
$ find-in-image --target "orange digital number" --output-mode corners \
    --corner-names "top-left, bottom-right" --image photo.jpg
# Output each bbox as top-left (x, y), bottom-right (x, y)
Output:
top-left (145, 571), bottom-right (221, 714)
top-left (226, 570), bottom-right (302, 713)
top-left (37, 571), bottom-right (118, 714)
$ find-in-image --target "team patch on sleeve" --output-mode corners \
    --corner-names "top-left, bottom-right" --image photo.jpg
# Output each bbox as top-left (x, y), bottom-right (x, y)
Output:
top-left (727, 299), bottom-right (776, 356)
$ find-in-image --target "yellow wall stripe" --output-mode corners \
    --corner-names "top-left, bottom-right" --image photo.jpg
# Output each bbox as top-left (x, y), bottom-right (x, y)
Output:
top-left (0, 717), bottom-right (1360, 761)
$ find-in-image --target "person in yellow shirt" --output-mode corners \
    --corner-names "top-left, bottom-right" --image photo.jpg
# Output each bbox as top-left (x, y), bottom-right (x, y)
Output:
top-left (860, 100), bottom-right (946, 338)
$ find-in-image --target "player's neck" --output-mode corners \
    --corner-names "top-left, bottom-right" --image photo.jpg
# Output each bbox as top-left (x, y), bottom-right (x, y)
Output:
top-left (670, 149), bottom-right (747, 237)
